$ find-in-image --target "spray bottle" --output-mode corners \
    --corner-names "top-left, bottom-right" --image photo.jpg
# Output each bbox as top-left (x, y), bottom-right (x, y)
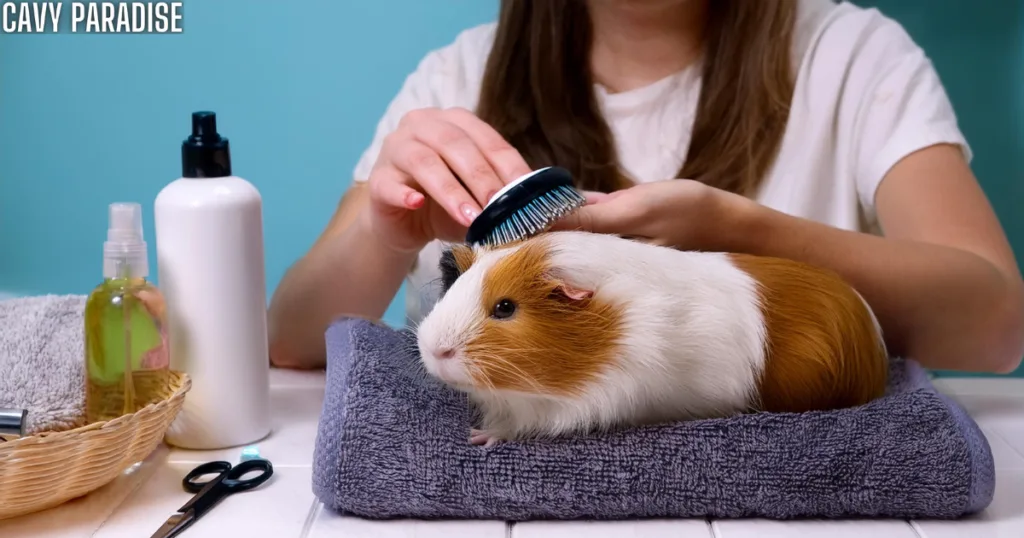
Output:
top-left (84, 202), bottom-right (170, 424)
top-left (154, 111), bottom-right (271, 450)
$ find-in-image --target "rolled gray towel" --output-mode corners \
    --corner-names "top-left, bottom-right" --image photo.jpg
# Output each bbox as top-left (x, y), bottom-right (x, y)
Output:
top-left (0, 294), bottom-right (87, 435)
top-left (312, 317), bottom-right (996, 521)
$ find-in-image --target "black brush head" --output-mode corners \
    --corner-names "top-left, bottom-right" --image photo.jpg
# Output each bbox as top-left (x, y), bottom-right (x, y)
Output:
top-left (465, 166), bottom-right (585, 246)
top-left (438, 248), bottom-right (461, 296)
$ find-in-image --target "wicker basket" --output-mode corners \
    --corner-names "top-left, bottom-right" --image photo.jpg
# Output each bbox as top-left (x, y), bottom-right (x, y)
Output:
top-left (0, 370), bottom-right (191, 520)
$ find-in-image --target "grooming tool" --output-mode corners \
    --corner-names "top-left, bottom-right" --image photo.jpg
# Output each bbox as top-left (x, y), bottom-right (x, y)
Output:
top-left (0, 407), bottom-right (27, 441)
top-left (465, 166), bottom-right (586, 246)
top-left (150, 458), bottom-right (274, 538)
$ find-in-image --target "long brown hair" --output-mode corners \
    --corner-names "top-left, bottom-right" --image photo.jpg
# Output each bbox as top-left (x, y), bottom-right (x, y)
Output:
top-left (476, 0), bottom-right (797, 197)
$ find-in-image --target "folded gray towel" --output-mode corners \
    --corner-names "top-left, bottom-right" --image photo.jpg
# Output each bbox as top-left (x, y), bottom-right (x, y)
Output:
top-left (0, 295), bottom-right (87, 435)
top-left (312, 317), bottom-right (995, 521)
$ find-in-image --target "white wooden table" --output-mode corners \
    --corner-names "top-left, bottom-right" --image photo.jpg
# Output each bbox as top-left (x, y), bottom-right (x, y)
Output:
top-left (2, 369), bottom-right (1022, 537)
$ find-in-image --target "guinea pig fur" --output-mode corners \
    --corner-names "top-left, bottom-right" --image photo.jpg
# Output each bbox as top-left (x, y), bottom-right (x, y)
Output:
top-left (416, 230), bottom-right (889, 447)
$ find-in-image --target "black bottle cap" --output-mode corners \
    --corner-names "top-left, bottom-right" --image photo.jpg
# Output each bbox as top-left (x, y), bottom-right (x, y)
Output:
top-left (181, 111), bottom-right (232, 178)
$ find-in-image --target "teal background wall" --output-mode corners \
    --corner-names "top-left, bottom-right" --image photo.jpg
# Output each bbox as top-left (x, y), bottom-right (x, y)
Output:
top-left (1, 1), bottom-right (1021, 375)
top-left (0, 0), bottom-right (498, 327)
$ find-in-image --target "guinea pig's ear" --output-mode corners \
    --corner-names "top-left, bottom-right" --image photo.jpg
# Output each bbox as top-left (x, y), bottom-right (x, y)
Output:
top-left (543, 270), bottom-right (593, 303)
top-left (439, 243), bottom-right (476, 295)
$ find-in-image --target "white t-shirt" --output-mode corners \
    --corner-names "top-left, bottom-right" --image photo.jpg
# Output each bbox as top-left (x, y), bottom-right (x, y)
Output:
top-left (352, 0), bottom-right (971, 327)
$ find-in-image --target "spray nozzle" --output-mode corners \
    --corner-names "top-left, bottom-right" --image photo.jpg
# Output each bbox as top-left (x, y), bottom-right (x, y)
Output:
top-left (103, 202), bottom-right (149, 279)
top-left (190, 111), bottom-right (221, 141)
top-left (182, 110), bottom-right (232, 178)
top-left (107, 202), bottom-right (144, 243)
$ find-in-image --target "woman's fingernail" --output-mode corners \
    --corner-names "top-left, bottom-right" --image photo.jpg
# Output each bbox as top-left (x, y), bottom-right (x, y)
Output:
top-left (406, 192), bottom-right (424, 208)
top-left (461, 203), bottom-right (480, 224)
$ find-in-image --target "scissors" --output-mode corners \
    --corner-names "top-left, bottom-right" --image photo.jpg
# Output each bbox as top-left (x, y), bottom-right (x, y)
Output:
top-left (150, 458), bottom-right (274, 538)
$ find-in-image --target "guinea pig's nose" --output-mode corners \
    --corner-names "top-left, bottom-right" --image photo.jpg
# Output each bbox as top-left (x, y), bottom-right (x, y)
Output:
top-left (436, 347), bottom-right (455, 360)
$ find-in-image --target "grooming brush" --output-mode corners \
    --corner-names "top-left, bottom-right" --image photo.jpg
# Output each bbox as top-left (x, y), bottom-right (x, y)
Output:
top-left (465, 166), bottom-right (586, 246)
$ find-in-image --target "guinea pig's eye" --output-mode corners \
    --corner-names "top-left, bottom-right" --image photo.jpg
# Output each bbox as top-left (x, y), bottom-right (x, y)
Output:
top-left (491, 299), bottom-right (517, 320)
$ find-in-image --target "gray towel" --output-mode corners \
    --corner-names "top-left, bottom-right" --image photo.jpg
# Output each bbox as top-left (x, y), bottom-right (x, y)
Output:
top-left (0, 295), bottom-right (87, 435)
top-left (312, 317), bottom-right (995, 521)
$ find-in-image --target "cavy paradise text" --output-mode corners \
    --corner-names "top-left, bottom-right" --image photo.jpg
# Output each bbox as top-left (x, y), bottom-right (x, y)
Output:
top-left (2, 1), bottom-right (182, 33)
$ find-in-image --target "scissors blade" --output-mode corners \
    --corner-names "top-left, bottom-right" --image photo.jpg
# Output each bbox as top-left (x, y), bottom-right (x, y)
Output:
top-left (150, 510), bottom-right (194, 538)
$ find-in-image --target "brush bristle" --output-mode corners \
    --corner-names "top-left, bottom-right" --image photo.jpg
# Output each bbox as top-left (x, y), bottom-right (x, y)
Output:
top-left (482, 185), bottom-right (586, 246)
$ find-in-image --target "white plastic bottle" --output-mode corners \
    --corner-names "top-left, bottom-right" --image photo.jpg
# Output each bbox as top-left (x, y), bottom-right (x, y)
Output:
top-left (154, 111), bottom-right (271, 449)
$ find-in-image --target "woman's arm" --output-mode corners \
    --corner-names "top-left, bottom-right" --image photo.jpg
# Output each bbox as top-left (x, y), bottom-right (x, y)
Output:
top-left (730, 143), bottom-right (1024, 373)
top-left (267, 183), bottom-right (418, 369)
top-left (268, 106), bottom-right (536, 370)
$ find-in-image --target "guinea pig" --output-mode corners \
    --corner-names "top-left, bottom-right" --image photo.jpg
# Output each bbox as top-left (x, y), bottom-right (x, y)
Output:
top-left (416, 230), bottom-right (889, 447)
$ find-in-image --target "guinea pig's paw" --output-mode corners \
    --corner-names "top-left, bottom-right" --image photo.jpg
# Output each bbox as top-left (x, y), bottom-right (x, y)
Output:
top-left (469, 428), bottom-right (503, 448)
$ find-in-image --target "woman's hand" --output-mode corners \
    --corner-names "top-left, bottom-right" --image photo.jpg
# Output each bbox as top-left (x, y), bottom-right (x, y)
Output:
top-left (362, 107), bottom-right (534, 252)
top-left (551, 179), bottom-right (754, 252)
top-left (268, 107), bottom-right (530, 369)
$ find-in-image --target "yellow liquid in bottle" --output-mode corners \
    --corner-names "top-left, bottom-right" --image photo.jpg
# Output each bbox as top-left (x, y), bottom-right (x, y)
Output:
top-left (84, 277), bottom-right (171, 424)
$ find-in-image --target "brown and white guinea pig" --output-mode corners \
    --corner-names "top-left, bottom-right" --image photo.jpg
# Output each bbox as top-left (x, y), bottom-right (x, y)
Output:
top-left (416, 230), bottom-right (889, 447)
